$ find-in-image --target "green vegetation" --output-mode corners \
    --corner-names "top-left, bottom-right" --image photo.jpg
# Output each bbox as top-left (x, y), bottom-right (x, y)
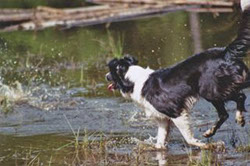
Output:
top-left (107, 31), bottom-right (124, 58)
top-left (236, 145), bottom-right (250, 152)
top-left (0, 11), bottom-right (246, 93)
top-left (97, 30), bottom-right (125, 58)
top-left (236, 134), bottom-right (250, 153)
top-left (189, 150), bottom-right (214, 166)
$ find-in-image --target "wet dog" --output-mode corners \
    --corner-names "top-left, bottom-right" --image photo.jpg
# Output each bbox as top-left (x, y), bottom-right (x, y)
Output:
top-left (106, 1), bottom-right (250, 149)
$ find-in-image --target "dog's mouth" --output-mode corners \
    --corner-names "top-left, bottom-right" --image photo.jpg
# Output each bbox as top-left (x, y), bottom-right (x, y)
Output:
top-left (107, 82), bottom-right (117, 91)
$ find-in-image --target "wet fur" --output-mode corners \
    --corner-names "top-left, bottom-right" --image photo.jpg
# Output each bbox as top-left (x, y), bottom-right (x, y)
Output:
top-left (106, 4), bottom-right (250, 148)
top-left (141, 47), bottom-right (248, 118)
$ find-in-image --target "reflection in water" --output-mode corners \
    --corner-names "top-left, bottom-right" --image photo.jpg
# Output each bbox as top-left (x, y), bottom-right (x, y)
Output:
top-left (156, 151), bottom-right (167, 166)
top-left (189, 12), bottom-right (202, 54)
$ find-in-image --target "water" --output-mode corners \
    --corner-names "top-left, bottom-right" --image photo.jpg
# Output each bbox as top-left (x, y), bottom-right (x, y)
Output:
top-left (0, 3), bottom-right (250, 165)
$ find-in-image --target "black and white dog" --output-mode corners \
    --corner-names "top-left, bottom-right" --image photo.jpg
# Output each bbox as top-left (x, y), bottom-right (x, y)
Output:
top-left (106, 0), bottom-right (250, 149)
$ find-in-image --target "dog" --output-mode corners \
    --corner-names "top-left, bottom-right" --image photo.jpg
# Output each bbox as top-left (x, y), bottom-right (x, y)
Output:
top-left (106, 0), bottom-right (250, 149)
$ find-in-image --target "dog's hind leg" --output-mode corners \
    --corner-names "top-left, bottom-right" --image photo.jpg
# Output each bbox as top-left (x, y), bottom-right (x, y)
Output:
top-left (171, 111), bottom-right (206, 147)
top-left (231, 93), bottom-right (246, 127)
top-left (203, 101), bottom-right (229, 138)
top-left (155, 118), bottom-right (171, 149)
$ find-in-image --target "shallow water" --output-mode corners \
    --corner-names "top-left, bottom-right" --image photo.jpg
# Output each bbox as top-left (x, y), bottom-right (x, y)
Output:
top-left (0, 3), bottom-right (250, 165)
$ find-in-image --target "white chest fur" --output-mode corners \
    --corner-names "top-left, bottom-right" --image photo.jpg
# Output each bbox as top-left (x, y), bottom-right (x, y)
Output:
top-left (123, 66), bottom-right (168, 119)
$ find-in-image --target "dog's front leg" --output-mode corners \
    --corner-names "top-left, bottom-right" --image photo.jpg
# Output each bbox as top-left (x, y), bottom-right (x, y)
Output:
top-left (171, 111), bottom-right (206, 148)
top-left (155, 118), bottom-right (171, 149)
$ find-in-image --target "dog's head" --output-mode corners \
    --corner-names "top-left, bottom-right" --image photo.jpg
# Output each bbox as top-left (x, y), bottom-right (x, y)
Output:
top-left (106, 56), bottom-right (138, 93)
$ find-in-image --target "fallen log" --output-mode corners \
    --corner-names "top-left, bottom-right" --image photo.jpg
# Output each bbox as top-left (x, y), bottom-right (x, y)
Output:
top-left (87, 0), bottom-right (160, 5)
top-left (0, 5), bottom-right (117, 22)
top-left (187, 7), bottom-right (233, 13)
top-left (1, 5), bottom-right (194, 32)
top-left (174, 0), bottom-right (233, 7)
top-left (0, 0), bottom-right (236, 32)
top-left (88, 0), bottom-right (233, 7)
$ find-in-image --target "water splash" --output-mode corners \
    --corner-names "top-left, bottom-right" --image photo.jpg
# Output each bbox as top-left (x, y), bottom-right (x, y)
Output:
top-left (0, 81), bottom-right (26, 102)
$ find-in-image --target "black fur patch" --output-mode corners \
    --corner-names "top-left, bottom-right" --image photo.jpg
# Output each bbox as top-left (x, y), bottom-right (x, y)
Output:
top-left (142, 47), bottom-right (249, 118)
top-left (140, 9), bottom-right (250, 119)
top-left (107, 56), bottom-right (138, 93)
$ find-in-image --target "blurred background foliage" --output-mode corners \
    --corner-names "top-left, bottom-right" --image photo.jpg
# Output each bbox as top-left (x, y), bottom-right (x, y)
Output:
top-left (0, 0), bottom-right (247, 97)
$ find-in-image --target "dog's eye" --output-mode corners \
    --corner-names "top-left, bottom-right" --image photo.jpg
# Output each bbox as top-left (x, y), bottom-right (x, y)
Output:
top-left (120, 66), bottom-right (127, 72)
top-left (116, 65), bottom-right (124, 75)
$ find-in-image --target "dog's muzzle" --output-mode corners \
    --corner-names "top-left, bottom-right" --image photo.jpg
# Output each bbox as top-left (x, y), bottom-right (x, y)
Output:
top-left (106, 73), bottom-right (117, 91)
top-left (105, 73), bottom-right (113, 82)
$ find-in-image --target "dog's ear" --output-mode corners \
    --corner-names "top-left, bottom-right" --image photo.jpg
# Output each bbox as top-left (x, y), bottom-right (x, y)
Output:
top-left (124, 55), bottom-right (138, 65)
top-left (108, 58), bottom-right (119, 69)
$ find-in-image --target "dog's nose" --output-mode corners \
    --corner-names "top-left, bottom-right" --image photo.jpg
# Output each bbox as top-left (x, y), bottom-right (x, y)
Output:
top-left (106, 73), bottom-right (112, 81)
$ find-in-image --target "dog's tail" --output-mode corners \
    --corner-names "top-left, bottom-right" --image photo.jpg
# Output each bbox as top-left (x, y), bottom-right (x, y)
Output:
top-left (224, 0), bottom-right (250, 60)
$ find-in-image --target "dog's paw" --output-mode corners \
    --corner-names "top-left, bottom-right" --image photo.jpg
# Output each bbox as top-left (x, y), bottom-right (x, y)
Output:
top-left (235, 111), bottom-right (245, 127)
top-left (203, 127), bottom-right (215, 138)
top-left (155, 143), bottom-right (166, 149)
top-left (188, 139), bottom-right (206, 148)
top-left (235, 117), bottom-right (245, 127)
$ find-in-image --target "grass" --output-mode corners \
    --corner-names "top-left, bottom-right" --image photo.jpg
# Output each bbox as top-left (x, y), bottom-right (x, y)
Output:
top-left (185, 140), bottom-right (223, 166)
top-left (61, 114), bottom-right (111, 165)
top-left (236, 145), bottom-right (250, 152)
top-left (188, 150), bottom-right (214, 166)
top-left (97, 30), bottom-right (124, 58)
top-left (1, 105), bottom-right (248, 166)
top-left (45, 115), bottom-right (162, 165)
top-left (17, 146), bottom-right (42, 166)
top-left (4, 114), bottom-right (249, 166)
top-left (236, 134), bottom-right (250, 152)
top-left (107, 31), bottom-right (124, 58)
top-left (6, 132), bottom-right (249, 166)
